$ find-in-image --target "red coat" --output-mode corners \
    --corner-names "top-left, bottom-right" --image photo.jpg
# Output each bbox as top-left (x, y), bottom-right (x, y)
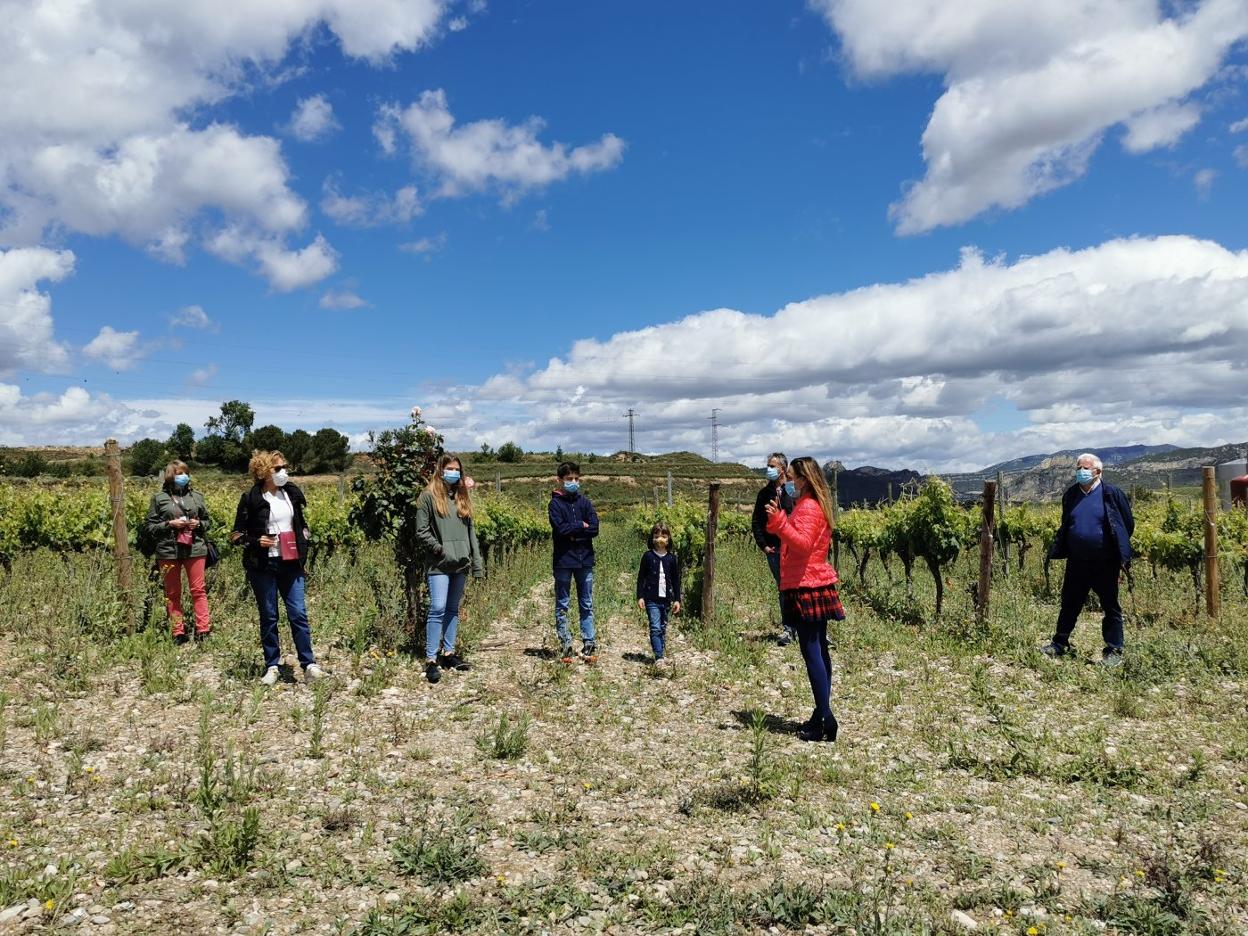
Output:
top-left (765, 495), bottom-right (838, 590)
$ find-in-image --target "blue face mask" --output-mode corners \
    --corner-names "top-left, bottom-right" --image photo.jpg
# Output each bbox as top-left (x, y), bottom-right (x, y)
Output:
top-left (765, 467), bottom-right (780, 481)
top-left (1075, 468), bottom-right (1096, 485)
top-left (442, 470), bottom-right (461, 485)
top-left (562, 480), bottom-right (580, 494)
top-left (174, 474), bottom-right (190, 488)
top-left (783, 481), bottom-right (797, 498)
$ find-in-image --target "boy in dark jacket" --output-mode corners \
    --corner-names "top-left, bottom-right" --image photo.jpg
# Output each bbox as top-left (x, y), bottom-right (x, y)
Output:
top-left (636, 522), bottom-right (681, 666)
top-left (549, 461), bottom-right (600, 663)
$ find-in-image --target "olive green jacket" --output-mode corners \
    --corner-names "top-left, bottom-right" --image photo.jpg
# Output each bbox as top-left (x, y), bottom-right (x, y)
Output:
top-left (413, 489), bottom-right (484, 577)
top-left (144, 489), bottom-right (212, 560)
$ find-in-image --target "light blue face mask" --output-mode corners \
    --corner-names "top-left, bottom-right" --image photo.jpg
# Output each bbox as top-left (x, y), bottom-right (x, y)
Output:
top-left (173, 473), bottom-right (190, 488)
top-left (443, 470), bottom-right (461, 485)
top-left (783, 481), bottom-right (797, 498)
top-left (765, 467), bottom-right (780, 481)
top-left (562, 480), bottom-right (580, 494)
top-left (1076, 467), bottom-right (1096, 485)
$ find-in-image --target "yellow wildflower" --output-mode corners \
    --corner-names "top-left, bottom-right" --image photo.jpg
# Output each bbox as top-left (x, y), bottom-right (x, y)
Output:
top-left (904, 811), bottom-right (913, 820)
top-left (1055, 861), bottom-right (1066, 871)
top-left (1027, 928), bottom-right (1039, 936)
top-left (834, 822), bottom-right (845, 832)
top-left (7, 839), bottom-right (16, 847)
top-left (884, 842), bottom-right (895, 850)
top-left (869, 802), bottom-right (880, 813)
top-left (44, 900), bottom-right (55, 911)
top-left (1135, 869), bottom-right (1145, 878)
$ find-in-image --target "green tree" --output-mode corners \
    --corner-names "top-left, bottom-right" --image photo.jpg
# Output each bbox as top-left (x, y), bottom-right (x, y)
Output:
top-left (167, 423), bottom-right (196, 462)
top-left (309, 428), bottom-right (351, 473)
top-left (126, 438), bottom-right (169, 477)
top-left (204, 400), bottom-right (254, 442)
top-left (284, 429), bottom-right (313, 473)
top-left (497, 441), bottom-right (524, 463)
top-left (9, 452), bottom-right (48, 477)
top-left (350, 409), bottom-right (445, 634)
top-left (476, 442), bottom-right (496, 462)
top-left (250, 424), bottom-right (286, 454)
top-left (200, 400), bottom-right (255, 471)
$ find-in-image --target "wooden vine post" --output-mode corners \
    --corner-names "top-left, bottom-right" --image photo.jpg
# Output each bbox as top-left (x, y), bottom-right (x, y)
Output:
top-left (702, 482), bottom-right (721, 622)
top-left (105, 439), bottom-right (135, 629)
top-left (1203, 466), bottom-right (1220, 618)
top-left (976, 479), bottom-right (996, 626)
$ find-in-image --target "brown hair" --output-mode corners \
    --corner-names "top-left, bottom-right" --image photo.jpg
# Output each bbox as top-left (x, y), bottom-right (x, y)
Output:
top-left (789, 456), bottom-right (835, 531)
top-left (427, 453), bottom-right (472, 520)
top-left (648, 521), bottom-right (672, 550)
top-left (248, 450), bottom-right (286, 484)
top-left (161, 460), bottom-right (190, 493)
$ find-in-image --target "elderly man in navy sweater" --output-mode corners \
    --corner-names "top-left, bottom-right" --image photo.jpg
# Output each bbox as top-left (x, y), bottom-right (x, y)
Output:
top-left (1041, 453), bottom-right (1135, 667)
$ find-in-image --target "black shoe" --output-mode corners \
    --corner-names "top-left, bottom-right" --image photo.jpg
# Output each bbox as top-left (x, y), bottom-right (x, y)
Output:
top-left (559, 643), bottom-right (576, 663)
top-left (173, 632), bottom-right (190, 646)
top-left (425, 661), bottom-right (441, 684)
top-left (777, 629), bottom-right (793, 647)
top-left (194, 629), bottom-right (211, 643)
top-left (1092, 648), bottom-right (1124, 669)
top-left (1039, 641), bottom-right (1073, 658)
top-left (799, 715), bottom-right (837, 742)
top-left (800, 708), bottom-right (819, 732)
top-left (438, 653), bottom-right (470, 671)
top-left (582, 641), bottom-right (598, 663)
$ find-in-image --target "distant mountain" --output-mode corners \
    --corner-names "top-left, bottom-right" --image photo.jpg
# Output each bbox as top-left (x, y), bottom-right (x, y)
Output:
top-left (977, 444), bottom-right (1178, 475)
top-left (822, 461), bottom-right (922, 506)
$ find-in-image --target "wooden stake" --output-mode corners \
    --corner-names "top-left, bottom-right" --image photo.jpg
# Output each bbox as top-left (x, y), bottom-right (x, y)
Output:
top-left (105, 439), bottom-right (134, 628)
top-left (977, 480), bottom-right (996, 626)
top-left (830, 465), bottom-right (840, 572)
top-left (1203, 466), bottom-right (1220, 618)
top-left (702, 482), bottom-right (720, 622)
top-left (667, 470), bottom-right (673, 508)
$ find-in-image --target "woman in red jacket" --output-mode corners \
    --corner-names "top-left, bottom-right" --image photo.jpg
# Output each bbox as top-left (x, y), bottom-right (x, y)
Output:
top-left (765, 456), bottom-right (844, 741)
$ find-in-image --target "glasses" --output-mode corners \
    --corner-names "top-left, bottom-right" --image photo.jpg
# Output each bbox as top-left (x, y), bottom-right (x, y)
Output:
top-left (273, 465), bottom-right (288, 471)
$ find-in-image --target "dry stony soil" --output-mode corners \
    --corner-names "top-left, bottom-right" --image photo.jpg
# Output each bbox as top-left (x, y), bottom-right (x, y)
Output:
top-left (0, 524), bottom-right (1245, 935)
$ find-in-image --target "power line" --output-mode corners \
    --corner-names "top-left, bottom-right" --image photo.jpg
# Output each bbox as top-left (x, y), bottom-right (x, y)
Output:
top-left (709, 408), bottom-right (720, 463)
top-left (623, 408), bottom-right (636, 455)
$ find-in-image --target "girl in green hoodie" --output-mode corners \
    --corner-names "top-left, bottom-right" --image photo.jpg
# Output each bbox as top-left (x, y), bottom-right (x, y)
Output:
top-left (414, 454), bottom-right (484, 684)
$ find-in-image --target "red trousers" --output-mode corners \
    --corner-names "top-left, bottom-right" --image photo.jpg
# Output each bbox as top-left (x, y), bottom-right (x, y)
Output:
top-left (159, 557), bottom-right (210, 635)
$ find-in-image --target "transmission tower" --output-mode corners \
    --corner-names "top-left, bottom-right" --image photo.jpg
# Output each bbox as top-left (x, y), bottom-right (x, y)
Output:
top-left (709, 408), bottom-right (721, 463)
top-left (623, 408), bottom-right (636, 455)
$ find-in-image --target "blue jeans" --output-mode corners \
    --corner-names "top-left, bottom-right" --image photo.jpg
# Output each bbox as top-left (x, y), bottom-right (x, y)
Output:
top-left (766, 550), bottom-right (796, 636)
top-left (248, 558), bottom-right (315, 669)
top-left (645, 601), bottom-right (670, 659)
top-left (553, 567), bottom-right (595, 646)
top-left (426, 572), bottom-right (467, 660)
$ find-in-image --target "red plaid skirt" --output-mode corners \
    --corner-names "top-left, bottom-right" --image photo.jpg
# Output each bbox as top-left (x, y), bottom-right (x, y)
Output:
top-left (782, 584), bottom-right (846, 624)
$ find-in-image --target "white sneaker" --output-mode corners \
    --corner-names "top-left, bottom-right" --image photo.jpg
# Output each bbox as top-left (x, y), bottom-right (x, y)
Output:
top-left (304, 663), bottom-right (327, 681)
top-left (260, 666), bottom-right (280, 686)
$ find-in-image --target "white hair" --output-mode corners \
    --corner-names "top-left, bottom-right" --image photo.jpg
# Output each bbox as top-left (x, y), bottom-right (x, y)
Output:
top-left (1076, 453), bottom-right (1102, 470)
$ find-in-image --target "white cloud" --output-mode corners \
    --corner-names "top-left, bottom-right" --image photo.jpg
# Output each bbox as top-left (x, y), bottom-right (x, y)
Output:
top-left (531, 208), bottom-right (550, 231)
top-left (289, 95), bottom-right (340, 142)
top-left (448, 17), bottom-right (469, 32)
top-left (319, 289), bottom-right (371, 310)
top-left (1194, 167), bottom-right (1217, 197)
top-left (321, 181), bottom-right (422, 227)
top-left (0, 247), bottom-right (73, 377)
top-left (83, 326), bottom-right (143, 370)
top-left (459, 235), bottom-right (1248, 469)
top-left (1231, 116), bottom-right (1248, 132)
top-left (1236, 144), bottom-right (1248, 168)
top-left (188, 364), bottom-right (219, 386)
top-left (399, 232), bottom-right (448, 254)
top-left (170, 305), bottom-right (219, 332)
top-left (812, 0), bottom-right (1248, 233)
top-left (207, 229), bottom-right (339, 291)
top-left (0, 0), bottom-right (451, 286)
top-left (375, 89), bottom-right (625, 201)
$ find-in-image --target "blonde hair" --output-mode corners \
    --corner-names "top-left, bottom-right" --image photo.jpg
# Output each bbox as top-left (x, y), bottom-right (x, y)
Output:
top-left (249, 450), bottom-right (286, 484)
top-left (161, 460), bottom-right (190, 493)
top-left (790, 456), bottom-right (836, 531)
top-left (427, 453), bottom-right (472, 520)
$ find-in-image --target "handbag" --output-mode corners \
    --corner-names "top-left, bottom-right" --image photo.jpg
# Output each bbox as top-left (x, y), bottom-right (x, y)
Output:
top-left (205, 539), bottom-right (220, 569)
top-left (278, 530), bottom-right (299, 561)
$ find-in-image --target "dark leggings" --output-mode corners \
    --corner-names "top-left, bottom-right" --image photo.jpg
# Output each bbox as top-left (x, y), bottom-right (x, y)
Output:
top-left (797, 619), bottom-right (834, 720)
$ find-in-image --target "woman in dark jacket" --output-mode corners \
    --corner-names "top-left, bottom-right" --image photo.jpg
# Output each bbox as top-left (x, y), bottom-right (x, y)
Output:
top-left (144, 460), bottom-right (212, 642)
top-left (413, 453), bottom-right (484, 684)
top-left (230, 450), bottom-right (325, 685)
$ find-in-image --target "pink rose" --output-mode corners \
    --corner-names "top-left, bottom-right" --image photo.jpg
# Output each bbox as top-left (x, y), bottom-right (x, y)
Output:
top-left (410, 405), bottom-right (422, 420)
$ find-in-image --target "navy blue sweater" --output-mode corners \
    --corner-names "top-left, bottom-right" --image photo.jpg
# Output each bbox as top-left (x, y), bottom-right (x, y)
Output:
top-left (1049, 481), bottom-right (1134, 565)
top-left (636, 550), bottom-right (681, 604)
top-left (548, 490), bottom-right (600, 570)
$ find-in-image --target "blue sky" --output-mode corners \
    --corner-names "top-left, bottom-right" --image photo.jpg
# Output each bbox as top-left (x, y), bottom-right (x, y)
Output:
top-left (2, 0), bottom-right (1248, 471)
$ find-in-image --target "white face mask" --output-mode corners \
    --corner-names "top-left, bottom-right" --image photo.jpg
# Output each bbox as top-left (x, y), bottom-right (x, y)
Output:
top-left (272, 469), bottom-right (289, 487)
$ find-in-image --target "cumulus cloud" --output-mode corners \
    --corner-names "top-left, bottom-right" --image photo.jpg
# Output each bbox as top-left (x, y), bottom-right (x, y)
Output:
top-left (0, 386), bottom-right (171, 446)
top-left (0, 0), bottom-right (451, 286)
top-left (83, 326), bottom-right (143, 370)
top-left (206, 229), bottom-right (339, 291)
top-left (319, 289), bottom-right (371, 310)
top-left (0, 247), bottom-right (73, 377)
top-left (321, 181), bottom-right (422, 227)
top-left (457, 235), bottom-right (1248, 470)
top-left (289, 95), bottom-right (340, 142)
top-left (399, 232), bottom-right (448, 255)
top-left (1194, 167), bottom-right (1217, 197)
top-left (375, 89), bottom-right (625, 201)
top-left (812, 0), bottom-right (1248, 233)
top-left (188, 364), bottom-right (219, 386)
top-left (170, 305), bottom-right (219, 331)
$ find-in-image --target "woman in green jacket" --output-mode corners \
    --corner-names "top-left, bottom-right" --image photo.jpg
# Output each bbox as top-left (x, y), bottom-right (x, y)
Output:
top-left (414, 453), bottom-right (484, 684)
top-left (143, 460), bottom-right (212, 642)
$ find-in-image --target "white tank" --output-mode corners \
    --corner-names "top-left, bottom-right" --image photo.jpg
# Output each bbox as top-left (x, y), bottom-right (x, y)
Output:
top-left (1216, 458), bottom-right (1248, 510)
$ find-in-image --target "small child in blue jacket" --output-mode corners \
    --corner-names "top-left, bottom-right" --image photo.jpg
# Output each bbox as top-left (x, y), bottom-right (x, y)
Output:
top-left (636, 522), bottom-right (681, 666)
